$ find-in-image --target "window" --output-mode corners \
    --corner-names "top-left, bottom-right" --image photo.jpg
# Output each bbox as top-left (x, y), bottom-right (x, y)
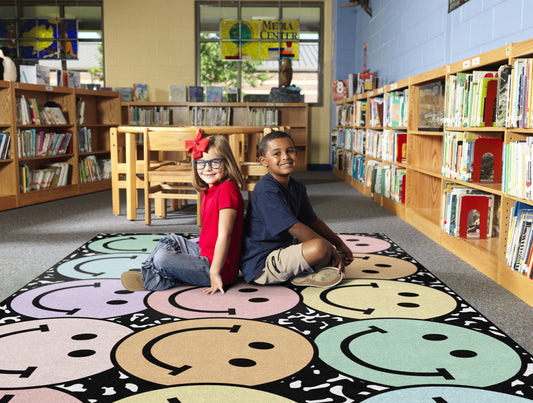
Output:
top-left (0, 1), bottom-right (103, 86)
top-left (197, 1), bottom-right (323, 105)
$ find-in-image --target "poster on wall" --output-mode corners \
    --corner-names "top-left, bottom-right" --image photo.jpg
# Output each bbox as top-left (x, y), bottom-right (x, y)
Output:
top-left (220, 19), bottom-right (299, 61)
top-left (448, 0), bottom-right (471, 13)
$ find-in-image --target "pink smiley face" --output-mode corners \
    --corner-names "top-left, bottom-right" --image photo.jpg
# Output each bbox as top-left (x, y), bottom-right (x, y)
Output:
top-left (0, 317), bottom-right (132, 388)
top-left (338, 235), bottom-right (392, 253)
top-left (147, 282), bottom-right (300, 319)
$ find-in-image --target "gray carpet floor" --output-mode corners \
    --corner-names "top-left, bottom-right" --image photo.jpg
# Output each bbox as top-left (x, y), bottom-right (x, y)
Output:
top-left (1, 171), bottom-right (532, 354)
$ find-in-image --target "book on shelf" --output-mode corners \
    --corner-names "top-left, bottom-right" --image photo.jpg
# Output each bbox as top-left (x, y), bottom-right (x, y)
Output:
top-left (369, 97), bottom-right (384, 127)
top-left (442, 132), bottom-right (503, 183)
top-left (0, 131), bottom-right (11, 159)
top-left (385, 88), bottom-right (408, 127)
top-left (169, 85), bottom-right (187, 102)
top-left (189, 106), bottom-right (230, 126)
top-left (357, 72), bottom-right (375, 94)
top-left (206, 86), bottom-right (223, 102)
top-left (504, 138), bottom-right (532, 200)
top-left (115, 87), bottom-right (133, 102)
top-left (332, 80), bottom-right (348, 102)
top-left (189, 86), bottom-right (204, 102)
top-left (133, 83), bottom-right (148, 101)
top-left (496, 64), bottom-right (512, 127)
top-left (19, 162), bottom-right (69, 192)
top-left (441, 183), bottom-right (497, 239)
top-left (505, 201), bottom-right (533, 277)
top-left (76, 97), bottom-right (86, 125)
top-left (336, 104), bottom-right (353, 127)
top-left (67, 71), bottom-right (81, 88)
top-left (79, 155), bottom-right (103, 183)
top-left (78, 127), bottom-right (92, 153)
top-left (40, 106), bottom-right (68, 125)
top-left (227, 86), bottom-right (239, 102)
top-left (19, 65), bottom-right (50, 85)
top-left (17, 129), bottom-right (72, 158)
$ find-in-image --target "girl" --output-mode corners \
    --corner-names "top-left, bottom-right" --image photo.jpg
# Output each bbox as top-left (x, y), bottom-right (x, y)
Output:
top-left (121, 132), bottom-right (244, 295)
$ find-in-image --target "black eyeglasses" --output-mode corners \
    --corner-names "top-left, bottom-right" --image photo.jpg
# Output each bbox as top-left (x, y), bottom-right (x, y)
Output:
top-left (194, 158), bottom-right (224, 170)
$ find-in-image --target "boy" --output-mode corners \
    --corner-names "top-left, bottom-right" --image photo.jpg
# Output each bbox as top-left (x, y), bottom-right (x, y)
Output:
top-left (239, 131), bottom-right (354, 287)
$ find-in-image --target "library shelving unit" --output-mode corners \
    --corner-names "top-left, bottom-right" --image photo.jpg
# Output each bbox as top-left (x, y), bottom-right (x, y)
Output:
top-left (75, 88), bottom-right (121, 195)
top-left (0, 80), bottom-right (16, 210)
top-left (332, 39), bottom-right (533, 307)
top-left (121, 101), bottom-right (309, 170)
top-left (0, 80), bottom-right (120, 210)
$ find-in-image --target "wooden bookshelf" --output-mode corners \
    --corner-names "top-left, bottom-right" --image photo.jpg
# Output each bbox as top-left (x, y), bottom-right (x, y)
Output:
top-left (0, 81), bottom-right (120, 210)
top-left (332, 38), bottom-right (533, 307)
top-left (121, 101), bottom-right (308, 170)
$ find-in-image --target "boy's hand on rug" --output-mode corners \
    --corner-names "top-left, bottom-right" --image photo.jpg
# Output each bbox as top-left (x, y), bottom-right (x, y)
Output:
top-left (204, 273), bottom-right (225, 295)
top-left (338, 244), bottom-right (354, 266)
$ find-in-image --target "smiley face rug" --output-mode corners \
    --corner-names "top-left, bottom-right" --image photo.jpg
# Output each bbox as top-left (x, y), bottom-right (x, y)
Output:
top-left (0, 232), bottom-right (532, 402)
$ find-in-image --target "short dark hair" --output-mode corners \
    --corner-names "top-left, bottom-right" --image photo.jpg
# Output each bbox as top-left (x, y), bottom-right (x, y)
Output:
top-left (259, 131), bottom-right (295, 157)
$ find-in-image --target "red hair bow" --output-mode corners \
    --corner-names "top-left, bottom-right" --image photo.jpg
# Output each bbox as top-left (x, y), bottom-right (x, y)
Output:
top-left (185, 129), bottom-right (209, 159)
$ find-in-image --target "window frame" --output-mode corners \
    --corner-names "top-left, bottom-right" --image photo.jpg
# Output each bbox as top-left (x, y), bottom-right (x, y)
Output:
top-left (0, 0), bottom-right (103, 81)
top-left (195, 1), bottom-right (324, 106)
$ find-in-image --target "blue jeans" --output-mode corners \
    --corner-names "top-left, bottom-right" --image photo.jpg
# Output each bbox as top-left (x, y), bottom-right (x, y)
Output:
top-left (141, 234), bottom-right (211, 291)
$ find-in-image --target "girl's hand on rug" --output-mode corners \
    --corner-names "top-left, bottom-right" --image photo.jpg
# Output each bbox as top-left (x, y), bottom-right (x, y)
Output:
top-left (204, 273), bottom-right (224, 294)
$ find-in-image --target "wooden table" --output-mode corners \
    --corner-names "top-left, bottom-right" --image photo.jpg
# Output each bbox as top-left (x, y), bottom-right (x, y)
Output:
top-left (111, 126), bottom-right (268, 221)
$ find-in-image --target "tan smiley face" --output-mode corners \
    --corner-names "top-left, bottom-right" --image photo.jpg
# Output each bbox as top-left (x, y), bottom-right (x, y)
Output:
top-left (114, 318), bottom-right (314, 386)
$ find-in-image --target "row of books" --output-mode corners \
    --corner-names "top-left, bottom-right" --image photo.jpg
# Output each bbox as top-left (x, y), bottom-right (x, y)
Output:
top-left (506, 59), bottom-right (533, 129)
top-left (503, 138), bottom-right (533, 200)
top-left (128, 106), bottom-right (172, 126)
top-left (444, 70), bottom-right (498, 128)
top-left (169, 85), bottom-right (238, 103)
top-left (19, 162), bottom-right (69, 193)
top-left (505, 201), bottom-right (533, 278)
top-left (335, 104), bottom-right (352, 127)
top-left (368, 97), bottom-right (384, 127)
top-left (384, 89), bottom-right (408, 128)
top-left (365, 129), bottom-right (407, 163)
top-left (443, 59), bottom-right (533, 129)
top-left (442, 131), bottom-right (503, 182)
top-left (79, 156), bottom-right (111, 183)
top-left (17, 129), bottom-right (72, 158)
top-left (116, 84), bottom-right (148, 102)
top-left (248, 108), bottom-right (279, 127)
top-left (0, 131), bottom-right (11, 159)
top-left (189, 107), bottom-right (231, 126)
top-left (17, 95), bottom-right (68, 125)
top-left (332, 148), bottom-right (405, 204)
top-left (366, 160), bottom-right (406, 203)
top-left (441, 183), bottom-right (499, 239)
top-left (78, 127), bottom-right (93, 153)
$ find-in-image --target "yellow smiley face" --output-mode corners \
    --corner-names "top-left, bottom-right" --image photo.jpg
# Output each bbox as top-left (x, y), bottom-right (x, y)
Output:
top-left (301, 279), bottom-right (457, 320)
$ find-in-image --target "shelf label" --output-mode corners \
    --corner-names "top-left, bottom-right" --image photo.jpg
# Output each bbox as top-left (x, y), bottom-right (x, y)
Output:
top-left (45, 86), bottom-right (53, 91)
top-left (369, 91), bottom-right (374, 96)
top-left (390, 83), bottom-right (398, 90)
top-left (462, 59), bottom-right (471, 68)
top-left (472, 57), bottom-right (480, 66)
top-left (377, 88), bottom-right (384, 94)
top-left (14, 83), bottom-right (19, 88)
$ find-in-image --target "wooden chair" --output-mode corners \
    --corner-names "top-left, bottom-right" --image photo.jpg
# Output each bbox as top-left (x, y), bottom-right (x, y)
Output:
top-left (110, 126), bottom-right (175, 220)
top-left (110, 126), bottom-right (147, 220)
top-left (143, 127), bottom-right (201, 226)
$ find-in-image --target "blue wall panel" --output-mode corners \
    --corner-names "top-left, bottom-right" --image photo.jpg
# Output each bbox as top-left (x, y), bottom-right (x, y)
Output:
top-left (334, 0), bottom-right (533, 85)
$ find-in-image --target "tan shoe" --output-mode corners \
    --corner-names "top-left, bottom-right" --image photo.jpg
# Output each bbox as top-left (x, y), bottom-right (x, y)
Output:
top-left (120, 270), bottom-right (146, 291)
top-left (291, 267), bottom-right (343, 288)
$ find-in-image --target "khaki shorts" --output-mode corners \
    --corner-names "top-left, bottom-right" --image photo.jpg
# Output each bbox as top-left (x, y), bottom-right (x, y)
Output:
top-left (253, 243), bottom-right (312, 285)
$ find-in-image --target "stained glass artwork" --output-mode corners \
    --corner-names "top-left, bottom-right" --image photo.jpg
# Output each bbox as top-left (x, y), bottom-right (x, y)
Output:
top-left (0, 18), bottom-right (78, 60)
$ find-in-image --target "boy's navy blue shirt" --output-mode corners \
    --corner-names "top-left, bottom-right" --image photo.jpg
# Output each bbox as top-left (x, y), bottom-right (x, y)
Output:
top-left (239, 172), bottom-right (317, 283)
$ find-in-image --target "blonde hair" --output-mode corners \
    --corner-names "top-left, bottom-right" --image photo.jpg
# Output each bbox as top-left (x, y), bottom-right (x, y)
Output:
top-left (192, 135), bottom-right (244, 192)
